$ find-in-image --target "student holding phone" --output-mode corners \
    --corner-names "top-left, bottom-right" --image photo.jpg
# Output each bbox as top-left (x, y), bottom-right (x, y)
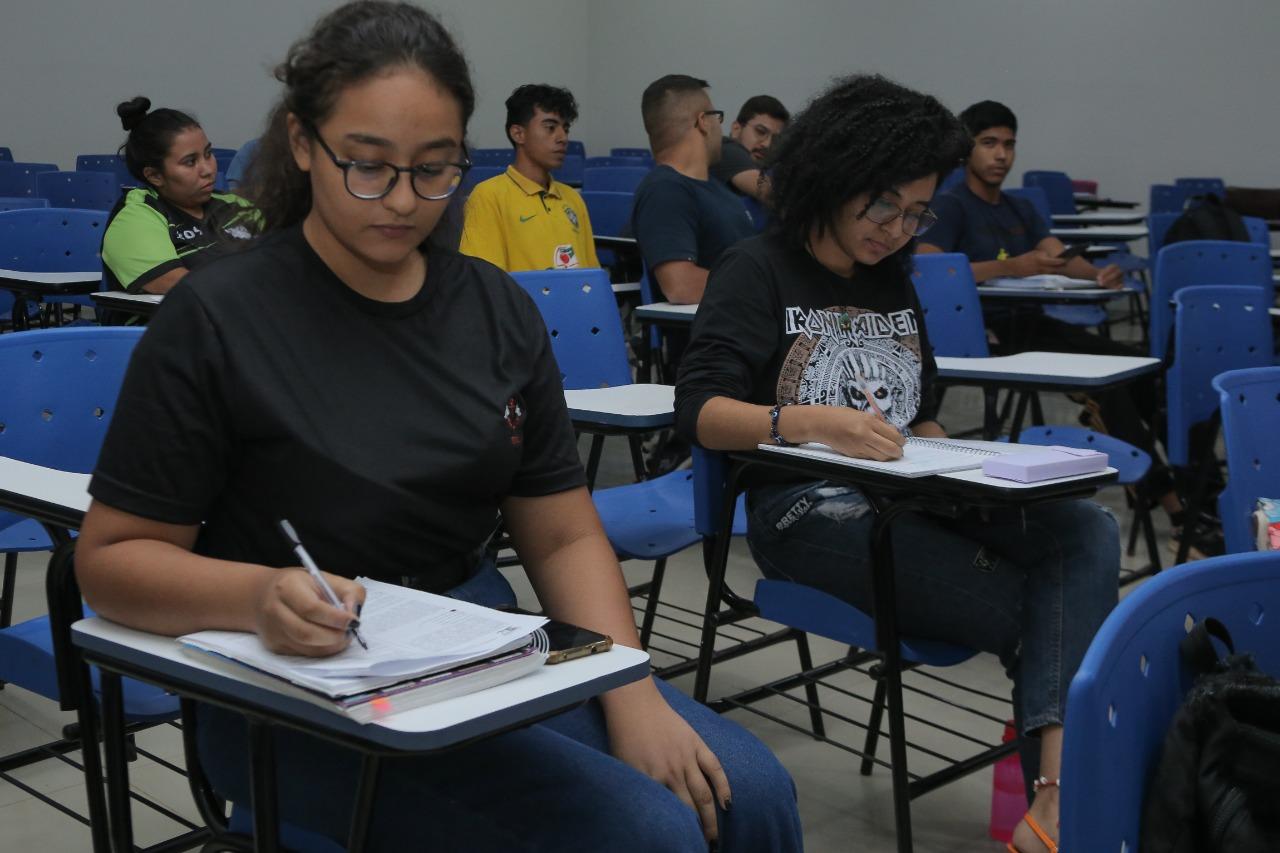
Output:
top-left (675, 76), bottom-right (1119, 853)
top-left (74, 3), bottom-right (801, 850)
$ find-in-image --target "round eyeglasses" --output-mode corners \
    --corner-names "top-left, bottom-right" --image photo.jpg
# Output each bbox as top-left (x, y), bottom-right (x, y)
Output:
top-left (860, 196), bottom-right (938, 237)
top-left (307, 124), bottom-right (472, 201)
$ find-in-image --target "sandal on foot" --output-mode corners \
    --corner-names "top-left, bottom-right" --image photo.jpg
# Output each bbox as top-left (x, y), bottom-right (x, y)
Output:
top-left (1006, 812), bottom-right (1057, 853)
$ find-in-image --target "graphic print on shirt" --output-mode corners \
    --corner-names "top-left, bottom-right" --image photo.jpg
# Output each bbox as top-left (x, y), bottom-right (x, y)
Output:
top-left (776, 305), bottom-right (923, 430)
top-left (504, 394), bottom-right (526, 446)
top-left (553, 244), bottom-right (579, 269)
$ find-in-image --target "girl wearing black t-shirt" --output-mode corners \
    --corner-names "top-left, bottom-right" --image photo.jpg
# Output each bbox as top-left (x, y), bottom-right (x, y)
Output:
top-left (677, 75), bottom-right (1118, 853)
top-left (76, 3), bottom-right (799, 851)
top-left (101, 98), bottom-right (259, 294)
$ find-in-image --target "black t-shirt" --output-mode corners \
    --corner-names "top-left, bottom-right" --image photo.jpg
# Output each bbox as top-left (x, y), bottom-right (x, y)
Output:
top-left (89, 226), bottom-right (585, 591)
top-left (923, 184), bottom-right (1050, 262)
top-left (709, 137), bottom-right (758, 194)
top-left (631, 165), bottom-right (755, 292)
top-left (675, 235), bottom-right (939, 474)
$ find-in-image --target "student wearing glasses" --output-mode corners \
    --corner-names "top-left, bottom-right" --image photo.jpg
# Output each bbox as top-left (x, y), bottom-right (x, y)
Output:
top-left (631, 74), bottom-right (756, 305)
top-left (676, 75), bottom-right (1118, 853)
top-left (710, 95), bottom-right (789, 203)
top-left (102, 97), bottom-right (260, 294)
top-left (75, 3), bottom-right (800, 851)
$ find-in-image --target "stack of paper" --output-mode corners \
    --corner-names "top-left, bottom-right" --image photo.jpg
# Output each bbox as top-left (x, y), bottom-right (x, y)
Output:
top-left (180, 578), bottom-right (549, 722)
top-left (985, 275), bottom-right (1099, 290)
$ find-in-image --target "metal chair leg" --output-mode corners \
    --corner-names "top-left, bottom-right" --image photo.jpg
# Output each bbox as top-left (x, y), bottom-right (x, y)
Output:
top-left (860, 672), bottom-right (888, 776)
top-left (0, 551), bottom-right (16, 629)
top-left (638, 558), bottom-right (667, 649)
top-left (793, 631), bottom-right (825, 739)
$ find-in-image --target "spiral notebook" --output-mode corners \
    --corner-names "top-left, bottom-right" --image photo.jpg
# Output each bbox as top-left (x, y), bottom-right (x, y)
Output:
top-left (757, 438), bottom-right (1016, 478)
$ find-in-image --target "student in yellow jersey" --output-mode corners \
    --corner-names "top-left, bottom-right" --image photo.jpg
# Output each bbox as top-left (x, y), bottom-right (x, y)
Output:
top-left (460, 84), bottom-right (599, 272)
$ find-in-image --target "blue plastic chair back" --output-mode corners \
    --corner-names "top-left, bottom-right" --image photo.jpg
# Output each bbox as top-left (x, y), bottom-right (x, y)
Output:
top-left (1147, 211), bottom-right (1180, 257)
top-left (553, 154), bottom-right (585, 186)
top-left (580, 190), bottom-right (633, 237)
top-left (0, 207), bottom-right (106, 277)
top-left (0, 196), bottom-right (49, 213)
top-left (225, 139), bottom-right (261, 191)
top-left (1242, 216), bottom-right (1269, 246)
top-left (585, 155), bottom-right (649, 169)
top-left (1150, 183), bottom-right (1195, 214)
top-left (566, 140), bottom-right (586, 158)
top-left (910, 253), bottom-right (990, 358)
top-left (1174, 177), bottom-right (1226, 196)
top-left (609, 147), bottom-right (654, 164)
top-left (0, 162), bottom-right (59, 197)
top-left (0, 147), bottom-right (12, 162)
top-left (583, 167), bottom-right (650, 193)
top-left (1166, 286), bottom-right (1273, 466)
top-left (1150, 240), bottom-right (1273, 359)
top-left (469, 148), bottom-right (514, 168)
top-left (75, 154), bottom-right (122, 174)
top-left (937, 166), bottom-right (964, 193)
top-left (741, 196), bottom-right (768, 233)
top-left (1213, 367), bottom-right (1280, 553)
top-left (1060, 550), bottom-right (1280, 851)
top-left (1021, 170), bottom-right (1076, 215)
top-left (1004, 186), bottom-right (1053, 229)
top-left (1013, 425), bottom-right (1151, 485)
top-left (459, 165), bottom-right (505, 198)
top-left (210, 147), bottom-right (237, 159)
top-left (509, 268), bottom-right (632, 389)
top-left (215, 154), bottom-right (235, 179)
top-left (35, 171), bottom-right (121, 211)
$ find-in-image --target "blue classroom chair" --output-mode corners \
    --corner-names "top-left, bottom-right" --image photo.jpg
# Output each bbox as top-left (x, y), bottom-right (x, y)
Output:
top-left (35, 170), bottom-right (121, 211)
top-left (210, 146), bottom-right (238, 159)
top-left (1213, 367), bottom-right (1280, 554)
top-left (0, 162), bottom-right (59, 198)
top-left (553, 153), bottom-right (584, 186)
top-left (1242, 215), bottom-right (1269, 246)
top-left (0, 147), bottom-right (12, 162)
top-left (1149, 240), bottom-right (1272, 359)
top-left (585, 155), bottom-right (649, 169)
top-left (1174, 176), bottom-right (1226, 196)
top-left (469, 147), bottom-right (513, 167)
top-left (609, 147), bottom-right (653, 164)
top-left (0, 196), bottom-right (48, 212)
top-left (581, 190), bottom-right (634, 271)
top-left (1021, 170), bottom-right (1077, 215)
top-left (583, 166), bottom-right (649, 193)
top-left (1059, 550), bottom-right (1280, 851)
top-left (938, 166), bottom-right (964, 193)
top-left (1150, 183), bottom-right (1196, 214)
top-left (910, 253), bottom-right (989, 358)
top-left (459, 165), bottom-right (505, 198)
top-left (566, 140), bottom-right (586, 158)
top-left (0, 207), bottom-right (107, 328)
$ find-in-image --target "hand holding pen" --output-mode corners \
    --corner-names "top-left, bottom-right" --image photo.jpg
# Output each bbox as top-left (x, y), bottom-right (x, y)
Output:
top-left (272, 517), bottom-right (368, 650)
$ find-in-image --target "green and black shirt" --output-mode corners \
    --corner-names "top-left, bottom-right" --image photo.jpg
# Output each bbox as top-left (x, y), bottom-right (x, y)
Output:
top-left (101, 188), bottom-right (261, 293)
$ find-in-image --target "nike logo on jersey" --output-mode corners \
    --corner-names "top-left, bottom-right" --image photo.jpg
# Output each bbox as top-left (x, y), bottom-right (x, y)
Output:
top-left (519, 214), bottom-right (537, 223)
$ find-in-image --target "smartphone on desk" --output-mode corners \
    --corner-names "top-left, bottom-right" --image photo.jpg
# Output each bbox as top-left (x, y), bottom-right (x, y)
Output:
top-left (1056, 243), bottom-right (1087, 261)
top-left (498, 607), bottom-right (614, 664)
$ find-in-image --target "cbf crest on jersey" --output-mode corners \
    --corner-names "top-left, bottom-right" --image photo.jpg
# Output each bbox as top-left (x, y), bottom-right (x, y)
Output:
top-left (563, 205), bottom-right (580, 230)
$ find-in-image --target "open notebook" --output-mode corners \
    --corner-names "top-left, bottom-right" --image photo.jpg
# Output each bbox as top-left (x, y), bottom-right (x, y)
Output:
top-left (985, 274), bottom-right (1099, 290)
top-left (757, 437), bottom-right (1019, 478)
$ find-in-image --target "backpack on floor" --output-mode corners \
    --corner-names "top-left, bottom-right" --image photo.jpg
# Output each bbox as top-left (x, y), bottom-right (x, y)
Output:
top-left (1163, 194), bottom-right (1251, 245)
top-left (1139, 618), bottom-right (1280, 852)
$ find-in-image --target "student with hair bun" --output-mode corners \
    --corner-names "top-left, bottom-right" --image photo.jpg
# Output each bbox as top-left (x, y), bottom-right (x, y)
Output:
top-left (100, 97), bottom-right (259, 294)
top-left (76, 2), bottom-right (800, 850)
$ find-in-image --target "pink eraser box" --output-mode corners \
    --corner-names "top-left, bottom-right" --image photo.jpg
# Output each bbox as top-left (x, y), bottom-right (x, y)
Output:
top-left (982, 445), bottom-right (1108, 483)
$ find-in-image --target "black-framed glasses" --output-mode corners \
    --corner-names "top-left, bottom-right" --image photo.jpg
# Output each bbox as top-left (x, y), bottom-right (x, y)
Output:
top-left (700, 109), bottom-right (726, 124)
top-left (306, 123), bottom-right (471, 201)
top-left (859, 196), bottom-right (938, 237)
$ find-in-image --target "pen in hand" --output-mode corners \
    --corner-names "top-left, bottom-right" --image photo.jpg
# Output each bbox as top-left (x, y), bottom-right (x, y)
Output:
top-left (277, 518), bottom-right (368, 651)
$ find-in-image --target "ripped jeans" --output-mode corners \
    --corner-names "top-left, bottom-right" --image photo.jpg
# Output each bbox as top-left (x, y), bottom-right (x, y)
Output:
top-left (746, 480), bottom-right (1119, 739)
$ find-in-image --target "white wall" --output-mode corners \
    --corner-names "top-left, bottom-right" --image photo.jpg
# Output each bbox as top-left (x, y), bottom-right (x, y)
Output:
top-left (3, 0), bottom-right (1277, 201)
top-left (0, 0), bottom-right (589, 170)
top-left (585, 0), bottom-right (1280, 201)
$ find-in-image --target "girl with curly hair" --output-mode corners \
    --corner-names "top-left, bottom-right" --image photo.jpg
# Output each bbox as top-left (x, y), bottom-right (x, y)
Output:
top-left (676, 74), bottom-right (1118, 853)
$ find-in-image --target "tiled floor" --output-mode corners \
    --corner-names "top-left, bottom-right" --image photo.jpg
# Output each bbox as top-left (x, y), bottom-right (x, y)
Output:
top-left (0, 321), bottom-right (1169, 851)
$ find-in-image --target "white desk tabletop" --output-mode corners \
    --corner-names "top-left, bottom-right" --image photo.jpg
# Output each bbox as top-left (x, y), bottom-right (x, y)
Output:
top-left (0, 268), bottom-right (102, 285)
top-left (564, 384), bottom-right (675, 428)
top-left (1271, 249), bottom-right (1279, 260)
top-left (0, 457), bottom-right (91, 515)
top-left (611, 281), bottom-right (641, 295)
top-left (73, 617), bottom-right (649, 750)
top-left (91, 292), bottom-right (163, 305)
top-left (635, 302), bottom-right (698, 322)
top-left (1271, 307), bottom-right (1280, 317)
top-left (1049, 225), bottom-right (1149, 240)
top-left (975, 285), bottom-right (1121, 302)
top-left (936, 352), bottom-right (1161, 385)
top-left (1051, 211), bottom-right (1146, 226)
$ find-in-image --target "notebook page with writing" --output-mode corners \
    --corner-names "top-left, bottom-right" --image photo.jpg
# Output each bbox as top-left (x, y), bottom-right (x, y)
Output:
top-left (757, 437), bottom-right (1019, 478)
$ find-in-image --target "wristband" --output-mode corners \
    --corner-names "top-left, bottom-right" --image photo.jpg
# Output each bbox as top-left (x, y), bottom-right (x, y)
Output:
top-left (769, 402), bottom-right (795, 447)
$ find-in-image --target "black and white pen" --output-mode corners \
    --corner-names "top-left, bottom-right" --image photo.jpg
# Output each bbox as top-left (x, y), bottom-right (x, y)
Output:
top-left (277, 518), bottom-right (369, 651)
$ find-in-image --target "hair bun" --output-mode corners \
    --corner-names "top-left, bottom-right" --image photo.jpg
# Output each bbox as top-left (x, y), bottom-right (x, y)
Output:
top-left (116, 96), bottom-right (152, 132)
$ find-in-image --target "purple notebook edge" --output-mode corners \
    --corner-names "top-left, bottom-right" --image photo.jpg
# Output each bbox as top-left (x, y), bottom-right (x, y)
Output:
top-left (981, 445), bottom-right (1109, 483)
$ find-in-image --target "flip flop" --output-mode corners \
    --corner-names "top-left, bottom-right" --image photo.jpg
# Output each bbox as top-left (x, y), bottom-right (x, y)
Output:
top-left (1006, 812), bottom-right (1057, 853)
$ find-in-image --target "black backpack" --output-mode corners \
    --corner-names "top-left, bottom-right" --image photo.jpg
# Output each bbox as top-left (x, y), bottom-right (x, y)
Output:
top-left (1163, 193), bottom-right (1251, 245)
top-left (1140, 618), bottom-right (1280, 852)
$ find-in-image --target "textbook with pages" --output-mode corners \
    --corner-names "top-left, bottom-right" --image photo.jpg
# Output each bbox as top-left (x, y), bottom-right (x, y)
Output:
top-left (179, 578), bottom-right (549, 723)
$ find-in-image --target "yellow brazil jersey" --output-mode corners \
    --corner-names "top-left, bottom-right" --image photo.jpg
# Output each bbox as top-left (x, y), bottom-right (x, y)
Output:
top-left (460, 165), bottom-right (600, 273)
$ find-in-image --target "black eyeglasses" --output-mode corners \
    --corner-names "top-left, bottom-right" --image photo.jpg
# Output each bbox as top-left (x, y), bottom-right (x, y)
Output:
top-left (859, 196), bottom-right (939, 237)
top-left (306, 123), bottom-right (472, 201)
top-left (699, 110), bottom-right (726, 124)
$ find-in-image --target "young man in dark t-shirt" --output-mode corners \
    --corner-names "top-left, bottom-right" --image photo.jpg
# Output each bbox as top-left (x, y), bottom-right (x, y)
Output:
top-left (710, 95), bottom-right (789, 203)
top-left (631, 74), bottom-right (755, 305)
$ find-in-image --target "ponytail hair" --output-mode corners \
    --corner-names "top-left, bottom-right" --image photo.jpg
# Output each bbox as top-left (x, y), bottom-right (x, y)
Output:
top-left (243, 0), bottom-right (475, 242)
top-left (116, 96), bottom-right (201, 185)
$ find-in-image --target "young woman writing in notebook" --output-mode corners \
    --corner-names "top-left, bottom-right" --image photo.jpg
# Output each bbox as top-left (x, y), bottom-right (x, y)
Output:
top-left (674, 75), bottom-right (1119, 853)
top-left (75, 3), bottom-right (800, 850)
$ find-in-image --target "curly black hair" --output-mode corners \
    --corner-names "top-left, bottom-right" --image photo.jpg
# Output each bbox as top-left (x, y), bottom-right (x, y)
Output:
top-left (505, 84), bottom-right (578, 146)
top-left (768, 74), bottom-right (971, 279)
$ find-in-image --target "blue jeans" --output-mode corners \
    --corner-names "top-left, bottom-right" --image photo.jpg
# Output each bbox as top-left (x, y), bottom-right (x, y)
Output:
top-left (198, 563), bottom-right (803, 852)
top-left (745, 481), bottom-right (1118, 736)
